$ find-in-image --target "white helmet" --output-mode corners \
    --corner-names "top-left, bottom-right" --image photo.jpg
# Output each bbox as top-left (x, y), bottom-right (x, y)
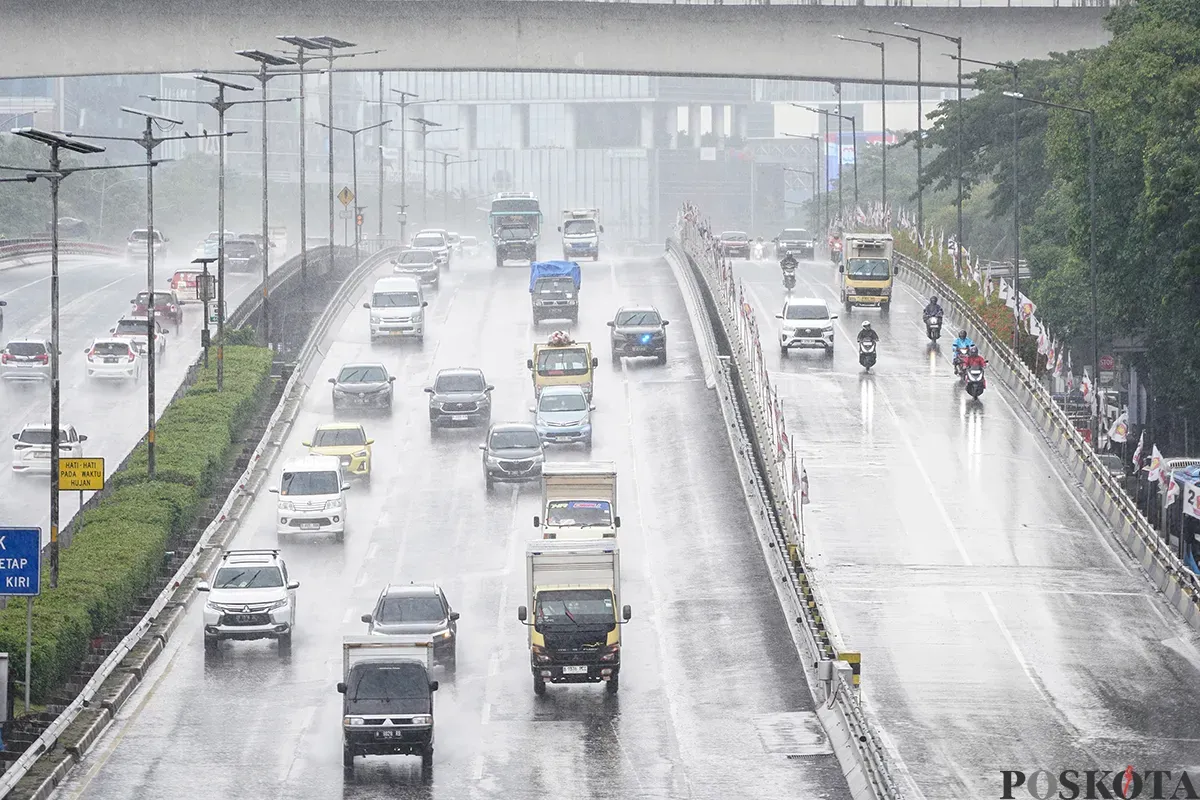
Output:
top-left (861, 321), bottom-right (871, 330)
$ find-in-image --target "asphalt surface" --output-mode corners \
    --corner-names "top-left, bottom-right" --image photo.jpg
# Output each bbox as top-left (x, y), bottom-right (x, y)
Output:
top-left (0, 251), bottom-right (276, 545)
top-left (53, 254), bottom-right (851, 800)
top-left (736, 255), bottom-right (1200, 799)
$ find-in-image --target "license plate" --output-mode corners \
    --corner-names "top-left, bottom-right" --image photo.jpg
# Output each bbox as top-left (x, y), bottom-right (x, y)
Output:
top-left (450, 415), bottom-right (469, 421)
top-left (300, 522), bottom-right (319, 530)
top-left (379, 730), bottom-right (396, 739)
top-left (562, 665), bottom-right (587, 675)
top-left (104, 358), bottom-right (117, 363)
top-left (234, 614), bottom-right (258, 623)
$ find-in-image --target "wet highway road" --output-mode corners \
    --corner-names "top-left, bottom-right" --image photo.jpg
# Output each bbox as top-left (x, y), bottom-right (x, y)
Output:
top-left (0, 253), bottom-right (274, 544)
top-left (54, 254), bottom-right (851, 800)
top-left (737, 256), bottom-right (1200, 799)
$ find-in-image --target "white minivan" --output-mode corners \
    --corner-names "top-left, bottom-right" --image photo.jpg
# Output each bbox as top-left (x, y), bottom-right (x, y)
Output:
top-left (363, 276), bottom-right (428, 343)
top-left (269, 455), bottom-right (349, 541)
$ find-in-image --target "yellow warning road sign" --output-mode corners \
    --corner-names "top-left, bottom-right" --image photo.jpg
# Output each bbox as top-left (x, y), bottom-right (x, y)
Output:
top-left (59, 457), bottom-right (105, 491)
top-left (337, 186), bottom-right (355, 207)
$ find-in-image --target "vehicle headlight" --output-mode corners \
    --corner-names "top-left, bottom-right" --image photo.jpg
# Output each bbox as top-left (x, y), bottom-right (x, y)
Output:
top-left (353, 449), bottom-right (369, 458)
top-left (278, 501), bottom-right (294, 512)
top-left (433, 628), bottom-right (453, 640)
top-left (531, 451), bottom-right (545, 462)
top-left (410, 715), bottom-right (432, 725)
top-left (325, 497), bottom-right (343, 510)
top-left (344, 716), bottom-right (365, 726)
top-left (485, 454), bottom-right (501, 465)
top-left (370, 314), bottom-right (382, 323)
top-left (204, 601), bottom-right (222, 614)
top-left (266, 598), bottom-right (290, 612)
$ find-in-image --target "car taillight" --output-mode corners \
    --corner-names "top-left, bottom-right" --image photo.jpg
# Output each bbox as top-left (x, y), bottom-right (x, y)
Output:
top-left (86, 349), bottom-right (96, 360)
top-left (0, 353), bottom-right (8, 364)
top-left (35, 354), bottom-right (49, 364)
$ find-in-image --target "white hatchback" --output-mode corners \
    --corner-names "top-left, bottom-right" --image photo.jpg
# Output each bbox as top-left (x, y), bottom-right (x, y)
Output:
top-left (11, 423), bottom-right (87, 475)
top-left (85, 338), bottom-right (141, 381)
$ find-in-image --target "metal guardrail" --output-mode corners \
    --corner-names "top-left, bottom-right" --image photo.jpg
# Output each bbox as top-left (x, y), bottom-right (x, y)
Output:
top-left (0, 240), bottom-right (123, 264)
top-left (894, 252), bottom-right (1200, 600)
top-left (0, 245), bottom-right (398, 797)
top-left (668, 218), bottom-right (902, 800)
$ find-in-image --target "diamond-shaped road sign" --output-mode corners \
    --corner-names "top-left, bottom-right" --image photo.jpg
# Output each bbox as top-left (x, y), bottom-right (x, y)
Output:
top-left (337, 186), bottom-right (354, 207)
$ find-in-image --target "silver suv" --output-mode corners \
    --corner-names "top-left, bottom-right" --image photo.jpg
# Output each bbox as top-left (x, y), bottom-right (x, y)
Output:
top-left (197, 549), bottom-right (299, 652)
top-left (362, 583), bottom-right (459, 670)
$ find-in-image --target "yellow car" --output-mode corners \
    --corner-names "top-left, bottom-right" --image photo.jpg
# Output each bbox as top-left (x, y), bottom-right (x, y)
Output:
top-left (303, 423), bottom-right (374, 483)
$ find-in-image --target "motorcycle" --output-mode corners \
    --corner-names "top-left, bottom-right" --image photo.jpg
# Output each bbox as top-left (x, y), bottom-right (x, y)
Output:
top-left (752, 241), bottom-right (765, 260)
top-left (782, 266), bottom-right (797, 291)
top-left (831, 242), bottom-right (843, 266)
top-left (858, 338), bottom-right (877, 370)
top-left (925, 314), bottom-right (942, 341)
top-left (964, 363), bottom-right (986, 397)
top-left (953, 346), bottom-right (970, 376)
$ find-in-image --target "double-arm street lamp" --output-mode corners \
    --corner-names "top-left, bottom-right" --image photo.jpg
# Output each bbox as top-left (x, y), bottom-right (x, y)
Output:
top-left (408, 117), bottom-right (460, 229)
top-left (793, 104), bottom-right (859, 218)
top-left (898, 22), bottom-right (963, 267)
top-left (783, 132), bottom-right (825, 237)
top-left (1006, 91), bottom-right (1098, 449)
top-left (957, 55), bottom-right (1020, 352)
top-left (419, 150), bottom-right (480, 223)
top-left (382, 90), bottom-right (445, 242)
top-left (316, 119), bottom-right (391, 265)
top-left (837, 34), bottom-right (886, 220)
top-left (236, 49), bottom-right (299, 348)
top-left (3, 129), bottom-right (150, 596)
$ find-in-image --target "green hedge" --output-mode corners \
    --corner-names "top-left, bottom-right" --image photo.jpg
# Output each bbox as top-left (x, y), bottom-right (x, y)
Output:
top-left (0, 346), bottom-right (274, 701)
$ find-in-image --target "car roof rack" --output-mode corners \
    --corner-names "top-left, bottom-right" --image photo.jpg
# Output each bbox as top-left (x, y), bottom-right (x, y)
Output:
top-left (222, 548), bottom-right (280, 560)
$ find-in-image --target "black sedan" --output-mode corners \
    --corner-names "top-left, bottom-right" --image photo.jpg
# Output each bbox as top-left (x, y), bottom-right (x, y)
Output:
top-left (329, 362), bottom-right (395, 413)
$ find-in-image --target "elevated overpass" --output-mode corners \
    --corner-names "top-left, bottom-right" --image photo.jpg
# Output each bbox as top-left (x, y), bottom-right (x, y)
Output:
top-left (2, 0), bottom-right (1110, 82)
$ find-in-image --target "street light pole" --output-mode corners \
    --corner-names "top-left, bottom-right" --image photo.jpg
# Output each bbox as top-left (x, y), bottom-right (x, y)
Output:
top-left (868, 28), bottom-right (923, 236)
top-left (840, 34), bottom-right (887, 221)
top-left (419, 150), bottom-right (480, 225)
top-left (317, 119), bottom-right (390, 266)
top-left (236, 49), bottom-right (297, 349)
top-left (1006, 91), bottom-right (1097, 447)
top-left (408, 118), bottom-right (459, 227)
top-left (784, 167), bottom-right (816, 233)
top-left (834, 82), bottom-right (844, 226)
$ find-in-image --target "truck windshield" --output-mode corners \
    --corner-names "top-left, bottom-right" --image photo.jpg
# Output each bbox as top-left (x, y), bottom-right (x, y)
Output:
top-left (848, 258), bottom-right (891, 278)
top-left (345, 664), bottom-right (430, 714)
top-left (535, 277), bottom-right (574, 293)
top-left (499, 227), bottom-right (532, 241)
top-left (546, 500), bottom-right (611, 527)
top-left (537, 347), bottom-right (588, 376)
top-left (535, 589), bottom-right (615, 628)
top-left (563, 220), bottom-right (595, 235)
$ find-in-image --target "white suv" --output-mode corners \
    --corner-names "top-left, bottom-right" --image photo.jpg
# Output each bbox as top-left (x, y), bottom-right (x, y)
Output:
top-left (269, 455), bottom-right (350, 541)
top-left (11, 423), bottom-right (87, 474)
top-left (411, 229), bottom-right (451, 269)
top-left (197, 549), bottom-right (299, 652)
top-left (777, 297), bottom-right (837, 357)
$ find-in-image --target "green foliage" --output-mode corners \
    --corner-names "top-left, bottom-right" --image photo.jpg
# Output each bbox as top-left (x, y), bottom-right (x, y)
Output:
top-left (0, 347), bottom-right (273, 701)
top-left (223, 326), bottom-right (259, 346)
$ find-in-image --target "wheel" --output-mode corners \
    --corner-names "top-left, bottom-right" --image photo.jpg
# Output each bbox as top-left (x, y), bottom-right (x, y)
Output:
top-left (606, 675), bottom-right (620, 694)
top-left (881, 301), bottom-right (890, 315)
top-left (584, 436), bottom-right (593, 452)
top-left (278, 631), bottom-right (292, 650)
top-left (343, 745), bottom-right (354, 770)
top-left (780, 346), bottom-right (789, 358)
top-left (421, 744), bottom-right (434, 771)
top-left (533, 675), bottom-right (547, 696)
top-left (485, 473), bottom-right (495, 493)
top-left (825, 346), bottom-right (834, 357)
top-left (363, 471), bottom-right (372, 487)
top-left (495, 253), bottom-right (504, 268)
top-left (334, 528), bottom-right (345, 543)
top-left (446, 648), bottom-right (457, 673)
top-left (843, 298), bottom-right (851, 311)
top-left (593, 251), bottom-right (600, 262)
top-left (429, 420), bottom-right (438, 435)
top-left (204, 637), bottom-right (219, 653)
top-left (611, 351), bottom-right (620, 365)
top-left (656, 350), bottom-right (666, 365)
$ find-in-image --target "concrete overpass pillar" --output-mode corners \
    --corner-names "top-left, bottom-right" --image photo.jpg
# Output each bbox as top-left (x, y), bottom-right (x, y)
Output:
top-left (565, 103), bottom-right (577, 149)
top-left (460, 105), bottom-right (475, 152)
top-left (640, 103), bottom-right (654, 149)
top-left (712, 104), bottom-right (727, 142)
top-left (689, 104), bottom-right (702, 148)
top-left (512, 104), bottom-right (527, 149)
top-left (735, 105), bottom-right (748, 141)
top-left (659, 104), bottom-right (677, 149)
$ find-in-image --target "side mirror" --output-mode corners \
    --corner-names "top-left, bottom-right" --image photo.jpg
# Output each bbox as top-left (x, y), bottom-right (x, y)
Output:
top-left (517, 605), bottom-right (528, 622)
top-left (301, 441), bottom-right (312, 447)
top-left (109, 328), bottom-right (115, 334)
top-left (366, 439), bottom-right (375, 445)
top-left (161, 330), bottom-right (169, 336)
top-left (361, 613), bottom-right (372, 623)
top-left (614, 516), bottom-right (621, 528)
top-left (532, 515), bottom-right (541, 528)
top-left (606, 321), bottom-right (614, 327)
top-left (362, 302), bottom-right (371, 309)
top-left (622, 605), bottom-right (632, 621)
top-left (838, 265), bottom-right (844, 274)
top-left (830, 314), bottom-right (839, 320)
top-left (775, 314), bottom-right (784, 320)
top-left (486, 384), bottom-right (494, 391)
top-left (424, 387), bottom-right (433, 393)
top-left (422, 301), bottom-right (428, 307)
top-left (662, 320), bottom-right (669, 326)
top-left (599, 225), bottom-right (605, 233)
top-left (556, 225), bottom-right (562, 232)
top-left (894, 265), bottom-right (900, 275)
top-left (342, 484), bottom-right (351, 491)
top-left (528, 405), bottom-right (536, 413)
top-left (429, 680), bottom-right (439, 692)
top-left (388, 376), bottom-right (396, 382)
top-left (10, 434), bottom-right (17, 440)
top-left (286, 580), bottom-right (300, 590)
top-left (78, 434), bottom-right (88, 442)
top-left (478, 443), bottom-right (487, 450)
top-left (589, 405), bottom-right (596, 412)
top-left (196, 582), bottom-right (211, 592)
top-left (82, 348), bottom-right (89, 353)
top-left (591, 357), bottom-right (598, 368)
top-left (336, 682), bottom-right (347, 694)
top-left (449, 611), bottom-right (460, 621)
top-left (268, 487), bottom-right (279, 494)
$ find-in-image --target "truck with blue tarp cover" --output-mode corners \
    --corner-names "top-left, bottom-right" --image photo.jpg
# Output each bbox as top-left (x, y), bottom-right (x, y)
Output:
top-left (529, 260), bottom-right (581, 322)
top-left (491, 192), bottom-right (542, 268)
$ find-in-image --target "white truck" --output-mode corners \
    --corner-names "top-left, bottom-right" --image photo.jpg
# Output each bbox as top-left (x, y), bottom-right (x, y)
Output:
top-left (337, 635), bottom-right (439, 772)
top-left (558, 208), bottom-right (603, 262)
top-left (516, 539), bottom-right (631, 695)
top-left (532, 461), bottom-right (620, 540)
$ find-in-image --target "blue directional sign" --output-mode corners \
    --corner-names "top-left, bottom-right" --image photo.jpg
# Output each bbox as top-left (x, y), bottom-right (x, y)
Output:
top-left (0, 528), bottom-right (41, 596)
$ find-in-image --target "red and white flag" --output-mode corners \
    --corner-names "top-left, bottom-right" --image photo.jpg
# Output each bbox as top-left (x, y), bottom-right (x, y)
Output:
top-left (1131, 429), bottom-right (1145, 466)
top-left (1146, 445), bottom-right (1165, 484)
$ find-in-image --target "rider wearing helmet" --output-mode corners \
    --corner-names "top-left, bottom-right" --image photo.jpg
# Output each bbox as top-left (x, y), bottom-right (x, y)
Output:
top-left (951, 329), bottom-right (974, 370)
top-left (780, 252), bottom-right (798, 271)
top-left (857, 320), bottom-right (879, 343)
top-left (964, 344), bottom-right (987, 371)
top-left (923, 295), bottom-right (944, 318)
